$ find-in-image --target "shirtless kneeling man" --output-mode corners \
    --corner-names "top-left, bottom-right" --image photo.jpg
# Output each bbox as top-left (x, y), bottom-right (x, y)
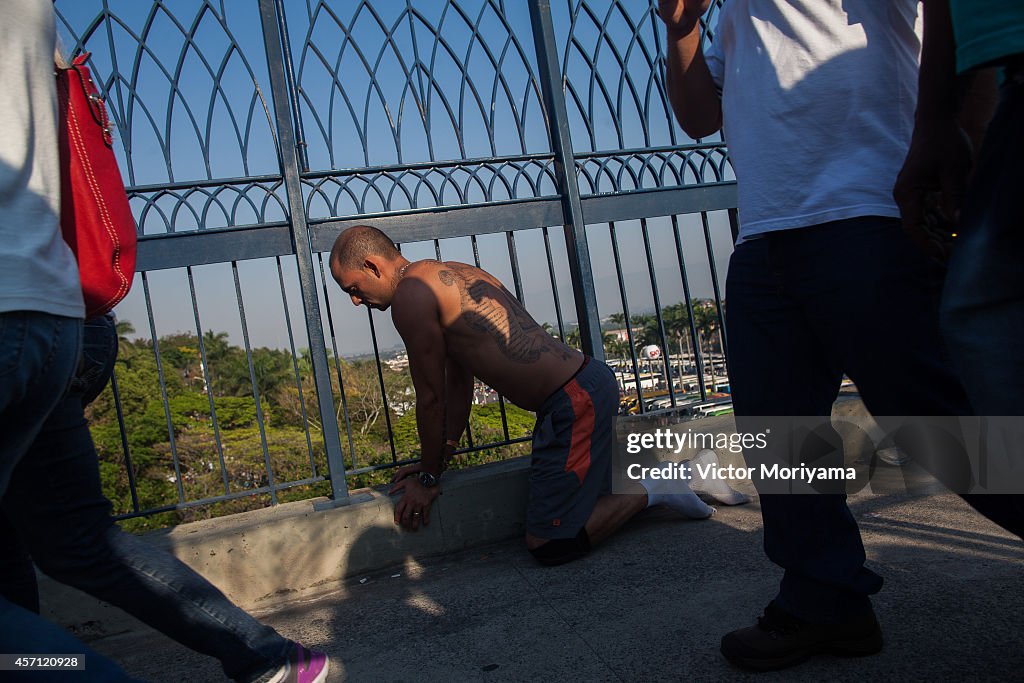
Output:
top-left (330, 226), bottom-right (748, 566)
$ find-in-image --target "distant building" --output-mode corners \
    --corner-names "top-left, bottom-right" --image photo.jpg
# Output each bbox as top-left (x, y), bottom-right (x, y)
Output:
top-left (384, 352), bottom-right (409, 371)
top-left (605, 326), bottom-right (644, 343)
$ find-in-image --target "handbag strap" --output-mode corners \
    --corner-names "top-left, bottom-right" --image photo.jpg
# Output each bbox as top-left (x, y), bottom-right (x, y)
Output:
top-left (60, 52), bottom-right (114, 147)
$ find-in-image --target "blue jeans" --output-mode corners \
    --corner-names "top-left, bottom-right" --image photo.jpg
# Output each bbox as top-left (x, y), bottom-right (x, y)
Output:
top-left (725, 217), bottom-right (973, 622)
top-left (940, 74), bottom-right (1024, 537)
top-left (0, 312), bottom-right (81, 494)
top-left (0, 311), bottom-right (136, 682)
top-left (0, 315), bottom-right (291, 682)
top-left (942, 77), bottom-right (1024, 415)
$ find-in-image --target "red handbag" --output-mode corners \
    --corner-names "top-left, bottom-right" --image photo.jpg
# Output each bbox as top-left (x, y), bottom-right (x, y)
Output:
top-left (56, 53), bottom-right (137, 319)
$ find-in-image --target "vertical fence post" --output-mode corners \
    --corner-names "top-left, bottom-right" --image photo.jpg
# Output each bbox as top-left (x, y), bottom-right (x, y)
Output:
top-left (728, 207), bottom-right (740, 244)
top-left (258, 0), bottom-right (357, 506)
top-left (528, 0), bottom-right (605, 361)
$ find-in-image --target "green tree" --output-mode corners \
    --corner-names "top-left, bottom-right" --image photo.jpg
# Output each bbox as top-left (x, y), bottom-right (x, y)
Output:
top-left (565, 325), bottom-right (581, 350)
top-left (115, 319), bottom-right (135, 340)
top-left (606, 312), bottom-right (626, 328)
top-left (251, 347), bottom-right (296, 400)
top-left (662, 302), bottom-right (696, 381)
top-left (603, 336), bottom-right (631, 364)
top-left (691, 301), bottom-right (726, 390)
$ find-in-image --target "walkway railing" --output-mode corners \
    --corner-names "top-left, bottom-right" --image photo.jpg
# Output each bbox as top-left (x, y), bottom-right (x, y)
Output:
top-left (55, 0), bottom-right (735, 525)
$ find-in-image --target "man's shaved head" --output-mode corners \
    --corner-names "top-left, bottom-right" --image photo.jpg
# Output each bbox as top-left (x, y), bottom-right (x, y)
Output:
top-left (331, 225), bottom-right (400, 272)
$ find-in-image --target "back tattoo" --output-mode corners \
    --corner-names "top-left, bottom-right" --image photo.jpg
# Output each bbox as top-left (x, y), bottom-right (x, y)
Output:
top-left (437, 263), bottom-right (571, 363)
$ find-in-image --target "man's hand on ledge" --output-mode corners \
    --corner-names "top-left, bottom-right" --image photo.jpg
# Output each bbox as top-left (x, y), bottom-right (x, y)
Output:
top-left (390, 463), bottom-right (425, 484)
top-left (390, 470), bottom-right (440, 531)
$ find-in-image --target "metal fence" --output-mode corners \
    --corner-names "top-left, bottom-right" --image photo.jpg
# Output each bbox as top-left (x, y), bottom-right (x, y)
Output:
top-left (54, 0), bottom-right (736, 522)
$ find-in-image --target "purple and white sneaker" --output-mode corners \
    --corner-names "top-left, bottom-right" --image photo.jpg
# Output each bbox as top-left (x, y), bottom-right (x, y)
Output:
top-left (267, 643), bottom-right (329, 683)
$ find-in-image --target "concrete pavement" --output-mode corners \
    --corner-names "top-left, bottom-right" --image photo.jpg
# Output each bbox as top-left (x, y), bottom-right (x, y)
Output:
top-left (70, 487), bottom-right (1023, 682)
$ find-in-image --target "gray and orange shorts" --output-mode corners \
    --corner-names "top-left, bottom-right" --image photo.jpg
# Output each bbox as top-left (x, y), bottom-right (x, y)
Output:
top-left (527, 357), bottom-right (618, 562)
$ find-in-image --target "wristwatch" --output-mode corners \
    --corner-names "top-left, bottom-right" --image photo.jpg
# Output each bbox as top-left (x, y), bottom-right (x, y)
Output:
top-left (418, 471), bottom-right (440, 488)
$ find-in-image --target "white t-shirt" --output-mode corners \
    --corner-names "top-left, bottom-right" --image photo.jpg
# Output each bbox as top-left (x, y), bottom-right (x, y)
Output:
top-left (0, 0), bottom-right (84, 317)
top-left (705, 0), bottom-right (922, 241)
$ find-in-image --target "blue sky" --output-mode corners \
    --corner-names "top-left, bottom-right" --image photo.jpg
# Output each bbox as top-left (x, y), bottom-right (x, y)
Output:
top-left (55, 0), bottom-right (733, 356)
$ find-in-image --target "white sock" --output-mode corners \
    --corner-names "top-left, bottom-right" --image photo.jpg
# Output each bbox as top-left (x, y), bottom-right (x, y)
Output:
top-left (687, 449), bottom-right (752, 506)
top-left (640, 475), bottom-right (715, 519)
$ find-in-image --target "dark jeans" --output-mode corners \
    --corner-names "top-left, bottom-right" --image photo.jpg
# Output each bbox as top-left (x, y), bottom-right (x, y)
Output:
top-left (0, 315), bottom-right (290, 682)
top-left (943, 77), bottom-right (1024, 416)
top-left (0, 311), bottom-right (137, 682)
top-left (940, 76), bottom-right (1024, 538)
top-left (725, 216), bottom-right (973, 623)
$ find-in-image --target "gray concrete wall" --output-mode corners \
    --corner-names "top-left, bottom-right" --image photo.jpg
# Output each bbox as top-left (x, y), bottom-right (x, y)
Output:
top-left (164, 457), bottom-right (530, 606)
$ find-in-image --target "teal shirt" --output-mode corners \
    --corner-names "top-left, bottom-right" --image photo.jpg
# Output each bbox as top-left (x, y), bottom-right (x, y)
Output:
top-left (949, 0), bottom-right (1024, 73)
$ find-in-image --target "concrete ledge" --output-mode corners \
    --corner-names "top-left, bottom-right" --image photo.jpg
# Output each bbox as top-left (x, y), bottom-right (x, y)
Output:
top-left (163, 456), bottom-right (531, 605)
top-left (42, 457), bottom-right (530, 633)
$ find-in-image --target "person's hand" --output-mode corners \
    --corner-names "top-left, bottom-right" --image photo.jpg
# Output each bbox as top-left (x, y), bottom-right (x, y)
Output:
top-left (657, 0), bottom-right (713, 37)
top-left (390, 463), bottom-right (424, 484)
top-left (894, 118), bottom-right (973, 260)
top-left (390, 473), bottom-right (440, 531)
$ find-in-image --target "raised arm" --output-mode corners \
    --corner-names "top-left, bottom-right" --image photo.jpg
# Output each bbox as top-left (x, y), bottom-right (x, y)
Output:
top-left (658, 0), bottom-right (722, 139)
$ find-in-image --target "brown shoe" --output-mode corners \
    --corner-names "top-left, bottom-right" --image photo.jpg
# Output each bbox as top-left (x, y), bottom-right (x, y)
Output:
top-left (720, 602), bottom-right (883, 671)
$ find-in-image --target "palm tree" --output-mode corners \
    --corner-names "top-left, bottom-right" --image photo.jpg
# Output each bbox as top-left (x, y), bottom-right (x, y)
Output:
top-left (114, 319), bottom-right (138, 365)
top-left (607, 312), bottom-right (626, 328)
top-left (662, 303), bottom-right (695, 384)
top-left (603, 337), bottom-right (630, 364)
top-left (115, 319), bottom-right (135, 341)
top-left (629, 314), bottom-right (657, 351)
top-left (692, 301), bottom-right (726, 391)
top-left (201, 330), bottom-right (231, 364)
top-left (565, 326), bottom-right (581, 350)
top-left (197, 330), bottom-right (236, 397)
top-left (625, 314), bottom-right (668, 387)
